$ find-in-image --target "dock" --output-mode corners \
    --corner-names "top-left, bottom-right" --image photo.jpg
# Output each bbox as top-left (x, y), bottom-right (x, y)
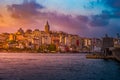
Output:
top-left (86, 54), bottom-right (115, 59)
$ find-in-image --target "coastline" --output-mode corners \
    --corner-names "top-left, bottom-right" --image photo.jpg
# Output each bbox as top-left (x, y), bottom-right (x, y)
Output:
top-left (0, 48), bottom-right (89, 54)
top-left (0, 50), bottom-right (88, 54)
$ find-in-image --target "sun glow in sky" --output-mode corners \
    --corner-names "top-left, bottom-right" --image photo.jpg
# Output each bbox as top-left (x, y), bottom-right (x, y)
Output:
top-left (0, 0), bottom-right (120, 37)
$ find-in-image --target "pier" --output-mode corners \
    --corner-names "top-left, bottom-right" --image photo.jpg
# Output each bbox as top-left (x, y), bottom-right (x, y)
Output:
top-left (86, 54), bottom-right (115, 59)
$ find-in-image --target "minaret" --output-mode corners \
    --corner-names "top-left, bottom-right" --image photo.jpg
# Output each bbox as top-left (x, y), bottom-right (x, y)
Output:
top-left (45, 21), bottom-right (50, 33)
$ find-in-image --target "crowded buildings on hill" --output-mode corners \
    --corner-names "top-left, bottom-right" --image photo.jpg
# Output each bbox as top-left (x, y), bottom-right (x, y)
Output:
top-left (0, 21), bottom-right (119, 53)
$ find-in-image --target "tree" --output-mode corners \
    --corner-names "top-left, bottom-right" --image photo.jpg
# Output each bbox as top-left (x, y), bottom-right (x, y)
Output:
top-left (48, 44), bottom-right (56, 52)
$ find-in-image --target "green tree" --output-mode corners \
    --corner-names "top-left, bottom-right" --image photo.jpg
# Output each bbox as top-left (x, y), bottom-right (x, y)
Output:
top-left (48, 44), bottom-right (56, 52)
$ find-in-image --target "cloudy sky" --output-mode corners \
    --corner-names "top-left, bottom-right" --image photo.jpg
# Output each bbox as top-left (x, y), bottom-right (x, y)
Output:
top-left (0, 0), bottom-right (120, 37)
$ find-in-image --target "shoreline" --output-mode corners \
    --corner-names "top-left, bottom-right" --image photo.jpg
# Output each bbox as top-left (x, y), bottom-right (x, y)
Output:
top-left (0, 49), bottom-right (90, 54)
top-left (0, 50), bottom-right (88, 54)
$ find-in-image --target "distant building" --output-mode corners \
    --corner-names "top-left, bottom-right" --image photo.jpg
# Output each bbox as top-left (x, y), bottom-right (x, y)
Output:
top-left (0, 33), bottom-right (9, 48)
top-left (102, 36), bottom-right (114, 50)
top-left (0, 21), bottom-right (107, 53)
top-left (92, 38), bottom-right (102, 52)
top-left (42, 33), bottom-right (51, 45)
top-left (65, 34), bottom-right (72, 47)
top-left (114, 33), bottom-right (120, 48)
top-left (114, 38), bottom-right (120, 48)
top-left (9, 34), bottom-right (16, 41)
top-left (17, 28), bottom-right (24, 35)
top-left (82, 38), bottom-right (92, 52)
top-left (51, 32), bottom-right (60, 47)
top-left (45, 21), bottom-right (50, 33)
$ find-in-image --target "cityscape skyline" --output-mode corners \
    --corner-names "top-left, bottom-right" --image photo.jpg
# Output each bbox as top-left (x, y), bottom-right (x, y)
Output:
top-left (0, 21), bottom-right (119, 53)
top-left (0, 0), bottom-right (120, 37)
top-left (0, 21), bottom-right (119, 38)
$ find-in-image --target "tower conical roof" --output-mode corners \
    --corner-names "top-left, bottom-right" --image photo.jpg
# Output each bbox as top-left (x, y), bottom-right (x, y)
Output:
top-left (45, 21), bottom-right (50, 33)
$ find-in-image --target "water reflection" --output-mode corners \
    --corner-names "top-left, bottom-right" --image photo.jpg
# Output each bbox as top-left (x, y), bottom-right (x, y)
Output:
top-left (0, 53), bottom-right (120, 80)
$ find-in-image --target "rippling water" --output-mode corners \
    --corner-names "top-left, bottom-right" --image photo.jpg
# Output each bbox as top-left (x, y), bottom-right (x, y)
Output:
top-left (0, 53), bottom-right (120, 80)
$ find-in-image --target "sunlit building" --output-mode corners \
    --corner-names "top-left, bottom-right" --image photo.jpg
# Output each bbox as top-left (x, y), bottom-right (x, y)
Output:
top-left (9, 33), bottom-right (16, 41)
top-left (0, 21), bottom-right (105, 52)
top-left (82, 38), bottom-right (92, 52)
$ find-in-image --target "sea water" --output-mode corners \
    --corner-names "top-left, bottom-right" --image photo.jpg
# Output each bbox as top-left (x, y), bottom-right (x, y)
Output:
top-left (0, 53), bottom-right (120, 80)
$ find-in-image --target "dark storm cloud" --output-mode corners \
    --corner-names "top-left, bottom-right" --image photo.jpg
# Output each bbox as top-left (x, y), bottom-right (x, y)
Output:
top-left (97, 0), bottom-right (120, 18)
top-left (76, 16), bottom-right (89, 23)
top-left (6, 0), bottom-right (89, 34)
top-left (7, 0), bottom-right (120, 36)
top-left (38, 11), bottom-right (89, 33)
top-left (7, 0), bottom-right (44, 19)
top-left (105, 0), bottom-right (120, 9)
top-left (88, 0), bottom-right (120, 27)
top-left (104, 0), bottom-right (120, 18)
top-left (89, 11), bottom-right (111, 27)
